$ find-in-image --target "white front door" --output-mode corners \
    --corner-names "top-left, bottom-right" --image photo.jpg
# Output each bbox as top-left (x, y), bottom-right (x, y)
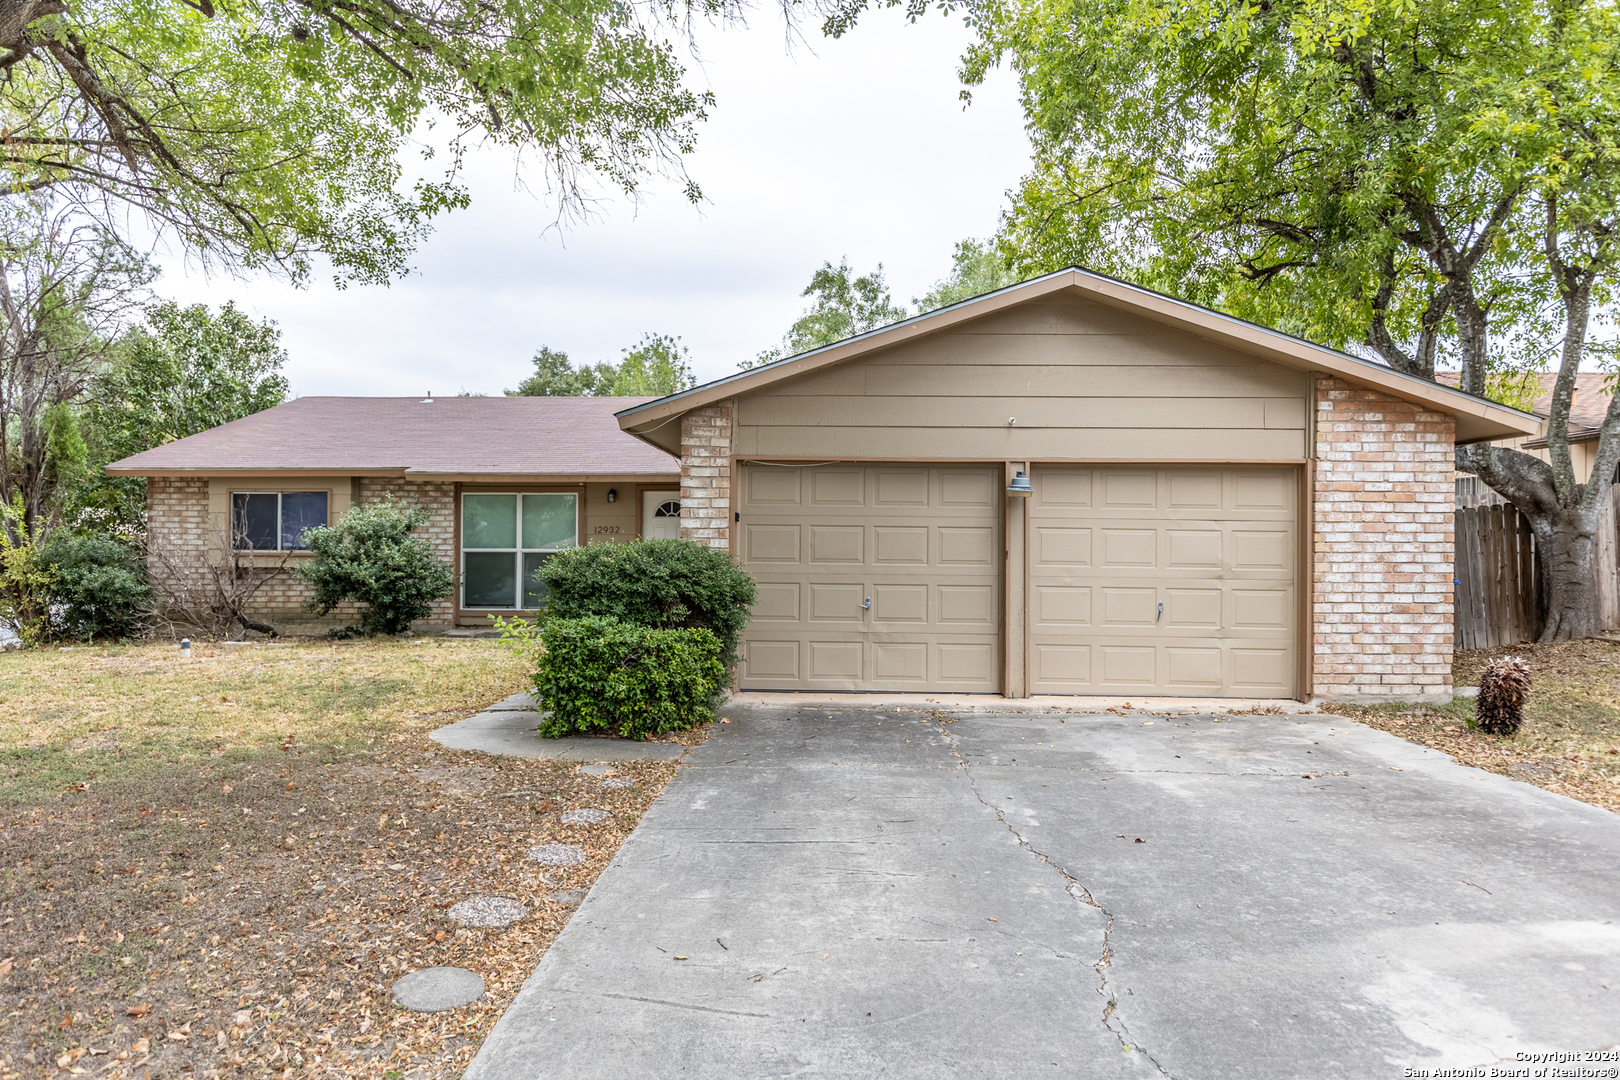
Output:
top-left (642, 490), bottom-right (682, 540)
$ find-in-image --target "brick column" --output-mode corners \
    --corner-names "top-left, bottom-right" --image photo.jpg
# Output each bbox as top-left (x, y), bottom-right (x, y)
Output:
top-left (680, 403), bottom-right (732, 551)
top-left (1313, 377), bottom-right (1455, 702)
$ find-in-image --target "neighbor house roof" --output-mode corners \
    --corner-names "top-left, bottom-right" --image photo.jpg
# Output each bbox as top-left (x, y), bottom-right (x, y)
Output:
top-left (106, 396), bottom-right (680, 480)
top-left (1437, 371), bottom-right (1612, 447)
top-left (616, 267), bottom-right (1543, 447)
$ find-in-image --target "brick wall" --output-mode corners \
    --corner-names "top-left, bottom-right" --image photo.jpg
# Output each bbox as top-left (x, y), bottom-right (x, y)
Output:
top-left (679, 403), bottom-right (732, 551)
top-left (144, 477), bottom-right (456, 635)
top-left (1313, 376), bottom-right (1455, 702)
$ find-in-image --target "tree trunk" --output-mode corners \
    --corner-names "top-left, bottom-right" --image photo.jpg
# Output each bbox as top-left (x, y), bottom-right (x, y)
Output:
top-left (1526, 495), bottom-right (1601, 643)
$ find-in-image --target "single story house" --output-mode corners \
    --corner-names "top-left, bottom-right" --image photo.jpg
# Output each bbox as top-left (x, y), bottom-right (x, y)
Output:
top-left (107, 396), bottom-right (681, 634)
top-left (616, 268), bottom-right (1542, 704)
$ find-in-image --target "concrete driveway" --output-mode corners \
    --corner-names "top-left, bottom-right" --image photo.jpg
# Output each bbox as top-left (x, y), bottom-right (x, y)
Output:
top-left (466, 704), bottom-right (1620, 1079)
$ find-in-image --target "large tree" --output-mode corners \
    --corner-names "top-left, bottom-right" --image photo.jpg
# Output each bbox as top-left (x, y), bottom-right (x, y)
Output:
top-left (0, 198), bottom-right (152, 537)
top-left (506, 333), bottom-right (694, 396)
top-left (968, 0), bottom-right (1620, 641)
top-left (744, 257), bottom-right (907, 368)
top-left (0, 0), bottom-right (727, 282)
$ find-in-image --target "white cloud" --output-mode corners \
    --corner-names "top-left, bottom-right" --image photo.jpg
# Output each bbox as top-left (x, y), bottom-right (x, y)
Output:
top-left (153, 9), bottom-right (1032, 396)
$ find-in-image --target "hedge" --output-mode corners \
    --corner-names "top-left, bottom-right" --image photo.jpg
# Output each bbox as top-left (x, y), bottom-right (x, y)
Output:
top-left (537, 539), bottom-right (756, 668)
top-left (533, 615), bottom-right (725, 740)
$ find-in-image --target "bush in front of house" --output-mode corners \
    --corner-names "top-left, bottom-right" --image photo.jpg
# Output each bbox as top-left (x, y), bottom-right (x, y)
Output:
top-left (533, 615), bottom-right (725, 739)
top-left (41, 532), bottom-right (151, 641)
top-left (537, 539), bottom-right (757, 668)
top-left (295, 498), bottom-right (454, 635)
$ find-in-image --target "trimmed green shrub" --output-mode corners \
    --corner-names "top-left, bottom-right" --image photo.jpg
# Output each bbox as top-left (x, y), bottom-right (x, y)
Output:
top-left (533, 615), bottom-right (724, 740)
top-left (41, 532), bottom-right (150, 641)
top-left (537, 539), bottom-right (757, 667)
top-left (295, 498), bottom-right (454, 635)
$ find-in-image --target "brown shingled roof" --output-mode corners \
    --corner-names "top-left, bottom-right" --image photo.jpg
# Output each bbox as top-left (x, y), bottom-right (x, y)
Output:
top-left (105, 396), bottom-right (680, 478)
top-left (1435, 371), bottom-right (1612, 444)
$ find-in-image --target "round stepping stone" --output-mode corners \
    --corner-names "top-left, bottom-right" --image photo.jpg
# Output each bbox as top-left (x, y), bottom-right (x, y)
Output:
top-left (560, 808), bottom-right (611, 826)
top-left (601, 778), bottom-right (635, 790)
top-left (446, 896), bottom-right (526, 928)
top-left (578, 764), bottom-right (613, 777)
top-left (526, 843), bottom-right (585, 866)
top-left (551, 887), bottom-right (588, 908)
top-left (390, 967), bottom-right (484, 1012)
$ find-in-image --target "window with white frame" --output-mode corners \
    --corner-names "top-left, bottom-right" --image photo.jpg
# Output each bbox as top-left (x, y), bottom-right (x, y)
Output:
top-left (461, 493), bottom-right (578, 609)
top-left (232, 491), bottom-right (329, 550)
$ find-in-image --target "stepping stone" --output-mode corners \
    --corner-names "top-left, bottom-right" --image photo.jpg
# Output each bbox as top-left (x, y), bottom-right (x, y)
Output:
top-left (601, 778), bottom-right (635, 790)
top-left (560, 808), bottom-right (611, 826)
top-left (390, 967), bottom-right (485, 1012)
top-left (578, 764), bottom-right (613, 776)
top-left (551, 887), bottom-right (588, 908)
top-left (526, 843), bottom-right (585, 866)
top-left (447, 896), bottom-right (526, 928)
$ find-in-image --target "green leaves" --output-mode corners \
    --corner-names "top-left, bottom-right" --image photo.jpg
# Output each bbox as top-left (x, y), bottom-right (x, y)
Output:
top-left (504, 335), bottom-right (695, 397)
top-left (294, 498), bottom-right (455, 635)
top-left (746, 258), bottom-right (909, 369)
top-left (533, 616), bottom-right (724, 740)
top-left (3, 0), bottom-right (724, 282)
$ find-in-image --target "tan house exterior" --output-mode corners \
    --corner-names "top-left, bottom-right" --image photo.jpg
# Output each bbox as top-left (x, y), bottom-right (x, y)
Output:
top-left (618, 268), bottom-right (1541, 704)
top-left (108, 396), bottom-right (682, 634)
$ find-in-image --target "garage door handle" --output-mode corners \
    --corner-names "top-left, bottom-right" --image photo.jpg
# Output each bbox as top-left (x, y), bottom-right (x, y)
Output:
top-left (861, 596), bottom-right (872, 610)
top-left (1157, 601), bottom-right (1163, 623)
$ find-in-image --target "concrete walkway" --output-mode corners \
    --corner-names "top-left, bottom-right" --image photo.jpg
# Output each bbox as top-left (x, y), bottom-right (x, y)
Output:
top-left (429, 693), bottom-right (688, 762)
top-left (466, 703), bottom-right (1620, 1079)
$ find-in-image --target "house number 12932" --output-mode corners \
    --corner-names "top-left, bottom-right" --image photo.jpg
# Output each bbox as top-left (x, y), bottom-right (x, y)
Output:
top-left (593, 525), bottom-right (622, 535)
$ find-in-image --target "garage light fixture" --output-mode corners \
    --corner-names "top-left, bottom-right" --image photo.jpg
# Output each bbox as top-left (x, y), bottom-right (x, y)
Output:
top-left (1006, 471), bottom-right (1033, 497)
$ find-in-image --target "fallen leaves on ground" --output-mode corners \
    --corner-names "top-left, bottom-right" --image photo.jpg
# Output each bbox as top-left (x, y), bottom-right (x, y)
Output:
top-left (0, 733), bottom-right (681, 1079)
top-left (1325, 640), bottom-right (1620, 814)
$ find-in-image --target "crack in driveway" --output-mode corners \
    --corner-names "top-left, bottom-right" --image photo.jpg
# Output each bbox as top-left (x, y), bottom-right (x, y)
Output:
top-left (934, 718), bottom-right (1177, 1079)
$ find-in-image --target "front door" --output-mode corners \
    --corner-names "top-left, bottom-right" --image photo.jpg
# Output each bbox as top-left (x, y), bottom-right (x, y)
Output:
top-left (642, 490), bottom-right (682, 540)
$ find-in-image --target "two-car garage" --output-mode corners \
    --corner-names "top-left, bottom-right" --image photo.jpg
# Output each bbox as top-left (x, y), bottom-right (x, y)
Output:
top-left (736, 461), bottom-right (1299, 697)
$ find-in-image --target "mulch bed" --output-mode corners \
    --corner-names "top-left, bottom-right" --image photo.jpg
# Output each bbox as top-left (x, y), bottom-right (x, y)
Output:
top-left (0, 733), bottom-right (679, 1079)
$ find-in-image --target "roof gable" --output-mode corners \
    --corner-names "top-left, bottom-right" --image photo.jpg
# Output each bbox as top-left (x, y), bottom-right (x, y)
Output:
top-left (618, 268), bottom-right (1542, 448)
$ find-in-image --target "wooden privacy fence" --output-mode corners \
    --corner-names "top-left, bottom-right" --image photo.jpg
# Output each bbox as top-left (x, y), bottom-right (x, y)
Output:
top-left (1454, 485), bottom-right (1620, 649)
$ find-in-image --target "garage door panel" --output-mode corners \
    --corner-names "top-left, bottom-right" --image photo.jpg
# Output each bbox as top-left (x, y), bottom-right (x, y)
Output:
top-left (746, 524), bottom-right (801, 562)
top-left (811, 468), bottom-right (865, 505)
top-left (939, 527), bottom-right (995, 565)
top-left (874, 527), bottom-right (928, 564)
top-left (751, 583), bottom-right (800, 621)
top-left (1031, 465), bottom-right (1296, 697)
top-left (809, 526), bottom-right (863, 564)
top-left (809, 583), bottom-right (866, 623)
top-left (739, 464), bottom-right (1001, 692)
top-left (938, 585), bottom-right (995, 626)
top-left (873, 585), bottom-right (927, 624)
top-left (1167, 472), bottom-right (1223, 509)
top-left (1036, 526), bottom-right (1092, 567)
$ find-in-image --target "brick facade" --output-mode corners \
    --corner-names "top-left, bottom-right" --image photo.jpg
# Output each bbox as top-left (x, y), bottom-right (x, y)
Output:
top-left (1312, 376), bottom-right (1456, 702)
top-left (679, 403), bottom-right (733, 551)
top-left (144, 477), bottom-right (456, 635)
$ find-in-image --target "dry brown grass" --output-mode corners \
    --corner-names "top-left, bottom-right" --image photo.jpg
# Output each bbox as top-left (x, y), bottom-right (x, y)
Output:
top-left (0, 639), bottom-right (700, 1080)
top-left (0, 640), bottom-right (529, 803)
top-left (1324, 639), bottom-right (1620, 814)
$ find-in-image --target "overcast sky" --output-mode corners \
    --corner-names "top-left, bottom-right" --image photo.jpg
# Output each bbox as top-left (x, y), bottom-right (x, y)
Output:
top-left (152, 10), bottom-right (1032, 397)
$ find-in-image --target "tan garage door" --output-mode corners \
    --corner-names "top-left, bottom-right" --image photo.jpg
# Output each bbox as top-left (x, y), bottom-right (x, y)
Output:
top-left (1029, 466), bottom-right (1297, 697)
top-left (739, 464), bottom-right (1001, 692)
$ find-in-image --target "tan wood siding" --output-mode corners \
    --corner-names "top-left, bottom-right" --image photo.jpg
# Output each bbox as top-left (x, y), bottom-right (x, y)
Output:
top-left (732, 295), bottom-right (1312, 462)
top-left (1027, 465), bottom-right (1298, 697)
top-left (738, 464), bottom-right (1001, 692)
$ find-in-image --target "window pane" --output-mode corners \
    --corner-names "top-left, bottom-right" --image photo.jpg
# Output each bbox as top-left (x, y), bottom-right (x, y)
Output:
top-left (281, 491), bottom-right (328, 550)
top-left (522, 552), bottom-right (555, 609)
top-left (463, 494), bottom-right (517, 549)
top-left (463, 552), bottom-right (517, 608)
top-left (232, 493), bottom-right (278, 550)
top-left (522, 494), bottom-right (577, 550)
